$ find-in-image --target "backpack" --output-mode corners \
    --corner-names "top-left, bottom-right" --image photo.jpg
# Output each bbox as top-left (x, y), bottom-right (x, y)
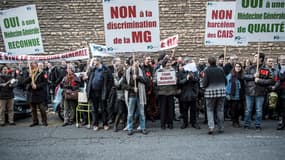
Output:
top-left (268, 92), bottom-right (278, 109)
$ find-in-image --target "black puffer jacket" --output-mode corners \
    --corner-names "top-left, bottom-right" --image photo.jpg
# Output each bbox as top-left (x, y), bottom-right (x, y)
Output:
top-left (244, 65), bottom-right (275, 96)
top-left (178, 70), bottom-right (199, 102)
top-left (0, 74), bottom-right (15, 99)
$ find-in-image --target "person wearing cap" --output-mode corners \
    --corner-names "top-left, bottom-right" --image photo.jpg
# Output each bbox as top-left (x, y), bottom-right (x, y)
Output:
top-left (243, 52), bottom-right (274, 131)
top-left (61, 64), bottom-right (81, 127)
top-left (178, 57), bottom-right (201, 129)
top-left (86, 57), bottom-right (113, 131)
top-left (24, 61), bottom-right (48, 127)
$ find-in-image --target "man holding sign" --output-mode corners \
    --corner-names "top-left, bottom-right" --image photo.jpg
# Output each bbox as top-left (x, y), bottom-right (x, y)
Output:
top-left (243, 53), bottom-right (274, 131)
top-left (122, 59), bottom-right (148, 135)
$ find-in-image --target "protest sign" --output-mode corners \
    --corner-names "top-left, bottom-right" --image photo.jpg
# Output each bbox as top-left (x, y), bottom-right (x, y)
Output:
top-left (0, 48), bottom-right (89, 63)
top-left (89, 43), bottom-right (115, 57)
top-left (205, 2), bottom-right (247, 45)
top-left (103, 0), bottom-right (160, 53)
top-left (160, 34), bottom-right (178, 50)
top-left (0, 5), bottom-right (44, 55)
top-left (235, 0), bottom-right (285, 42)
top-left (157, 70), bottom-right (176, 86)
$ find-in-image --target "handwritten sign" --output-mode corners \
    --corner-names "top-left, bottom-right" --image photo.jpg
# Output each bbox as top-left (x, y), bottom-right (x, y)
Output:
top-left (157, 71), bottom-right (176, 86)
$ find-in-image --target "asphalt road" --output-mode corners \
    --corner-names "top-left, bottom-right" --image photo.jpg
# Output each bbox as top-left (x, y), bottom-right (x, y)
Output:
top-left (0, 112), bottom-right (284, 160)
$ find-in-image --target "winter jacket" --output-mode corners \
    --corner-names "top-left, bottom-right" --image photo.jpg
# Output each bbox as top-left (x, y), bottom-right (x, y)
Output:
top-left (86, 65), bottom-right (113, 101)
top-left (226, 74), bottom-right (241, 100)
top-left (24, 70), bottom-right (48, 103)
top-left (178, 70), bottom-right (199, 102)
top-left (153, 67), bottom-right (177, 96)
top-left (0, 74), bottom-right (15, 99)
top-left (200, 65), bottom-right (226, 98)
top-left (60, 73), bottom-right (81, 91)
top-left (244, 65), bottom-right (274, 96)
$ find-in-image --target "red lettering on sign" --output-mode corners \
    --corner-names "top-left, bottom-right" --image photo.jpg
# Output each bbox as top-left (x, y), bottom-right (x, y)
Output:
top-left (217, 30), bottom-right (233, 38)
top-left (212, 10), bottom-right (232, 19)
top-left (132, 31), bottom-right (152, 43)
top-left (111, 6), bottom-right (136, 19)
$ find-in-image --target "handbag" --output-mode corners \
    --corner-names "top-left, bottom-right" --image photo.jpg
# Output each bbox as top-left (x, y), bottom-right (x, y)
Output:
top-left (64, 89), bottom-right (78, 100)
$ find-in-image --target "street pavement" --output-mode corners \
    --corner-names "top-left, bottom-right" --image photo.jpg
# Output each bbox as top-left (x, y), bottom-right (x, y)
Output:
top-left (0, 112), bottom-right (285, 160)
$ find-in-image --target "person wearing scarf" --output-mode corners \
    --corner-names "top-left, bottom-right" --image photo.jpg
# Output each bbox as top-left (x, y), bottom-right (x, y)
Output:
top-left (61, 65), bottom-right (80, 127)
top-left (226, 63), bottom-right (244, 128)
top-left (122, 59), bottom-right (148, 136)
top-left (24, 62), bottom-right (48, 127)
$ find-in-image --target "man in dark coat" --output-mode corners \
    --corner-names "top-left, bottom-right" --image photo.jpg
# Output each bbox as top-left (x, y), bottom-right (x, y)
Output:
top-left (86, 57), bottom-right (113, 131)
top-left (178, 57), bottom-right (201, 129)
top-left (141, 56), bottom-right (156, 121)
top-left (24, 62), bottom-right (48, 127)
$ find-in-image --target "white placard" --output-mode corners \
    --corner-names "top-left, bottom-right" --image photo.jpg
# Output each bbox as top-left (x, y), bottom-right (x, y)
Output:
top-left (0, 48), bottom-right (89, 63)
top-left (204, 1), bottom-right (247, 45)
top-left (89, 43), bottom-right (115, 57)
top-left (103, 0), bottom-right (160, 53)
top-left (157, 70), bottom-right (176, 86)
top-left (160, 34), bottom-right (178, 50)
top-left (0, 5), bottom-right (44, 55)
top-left (235, 0), bottom-right (285, 42)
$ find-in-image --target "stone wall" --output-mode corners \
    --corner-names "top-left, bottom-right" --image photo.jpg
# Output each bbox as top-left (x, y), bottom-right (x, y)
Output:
top-left (0, 0), bottom-right (284, 62)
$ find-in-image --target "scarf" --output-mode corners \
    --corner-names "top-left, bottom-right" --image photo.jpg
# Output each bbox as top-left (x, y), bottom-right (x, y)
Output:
top-left (124, 67), bottom-right (147, 106)
top-left (65, 73), bottom-right (77, 86)
top-left (230, 75), bottom-right (237, 96)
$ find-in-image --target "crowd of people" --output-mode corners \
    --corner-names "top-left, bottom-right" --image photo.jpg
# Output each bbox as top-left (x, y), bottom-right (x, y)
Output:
top-left (0, 52), bottom-right (284, 136)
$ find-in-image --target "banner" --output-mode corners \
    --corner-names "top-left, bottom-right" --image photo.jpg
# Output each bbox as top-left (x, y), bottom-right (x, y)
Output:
top-left (89, 43), bottom-right (115, 57)
top-left (160, 34), bottom-right (178, 50)
top-left (157, 70), bottom-right (176, 86)
top-left (235, 0), bottom-right (285, 42)
top-left (103, 0), bottom-right (160, 53)
top-left (0, 5), bottom-right (44, 55)
top-left (204, 2), bottom-right (247, 45)
top-left (0, 48), bottom-right (89, 63)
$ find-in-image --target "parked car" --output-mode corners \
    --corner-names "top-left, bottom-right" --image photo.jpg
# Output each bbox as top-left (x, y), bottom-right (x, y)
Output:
top-left (4, 88), bottom-right (31, 120)
top-left (52, 85), bottom-right (64, 121)
top-left (13, 88), bottom-right (31, 118)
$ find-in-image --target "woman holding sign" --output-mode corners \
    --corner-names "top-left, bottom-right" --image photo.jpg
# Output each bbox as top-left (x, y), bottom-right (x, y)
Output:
top-left (153, 58), bottom-right (177, 130)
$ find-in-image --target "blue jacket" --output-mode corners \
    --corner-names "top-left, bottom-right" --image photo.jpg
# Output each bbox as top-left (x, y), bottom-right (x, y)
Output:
top-left (226, 74), bottom-right (241, 100)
